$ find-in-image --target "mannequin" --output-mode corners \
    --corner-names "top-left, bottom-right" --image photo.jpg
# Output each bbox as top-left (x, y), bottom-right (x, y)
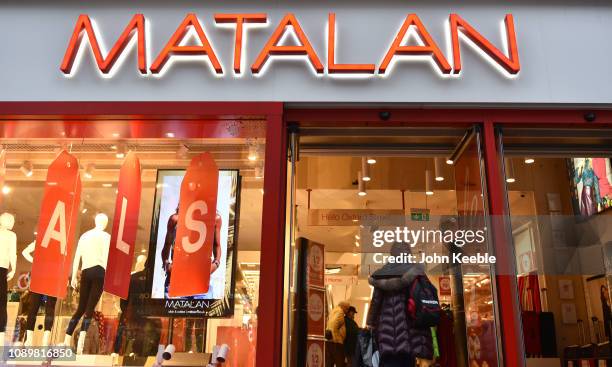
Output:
top-left (63, 213), bottom-right (110, 354)
top-left (0, 213), bottom-right (17, 345)
top-left (21, 240), bottom-right (56, 347)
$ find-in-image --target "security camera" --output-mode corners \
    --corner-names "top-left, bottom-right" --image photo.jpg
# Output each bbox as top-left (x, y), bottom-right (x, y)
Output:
top-left (379, 111), bottom-right (391, 121)
top-left (584, 112), bottom-right (596, 122)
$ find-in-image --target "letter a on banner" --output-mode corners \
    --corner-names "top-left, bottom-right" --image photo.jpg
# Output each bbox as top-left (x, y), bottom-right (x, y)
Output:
top-left (168, 153), bottom-right (218, 297)
top-left (104, 152), bottom-right (142, 299)
top-left (30, 151), bottom-right (82, 299)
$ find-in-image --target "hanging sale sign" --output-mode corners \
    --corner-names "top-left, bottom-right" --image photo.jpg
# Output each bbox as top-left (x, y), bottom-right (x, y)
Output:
top-left (30, 151), bottom-right (82, 299)
top-left (168, 153), bottom-right (219, 297)
top-left (104, 152), bottom-right (142, 299)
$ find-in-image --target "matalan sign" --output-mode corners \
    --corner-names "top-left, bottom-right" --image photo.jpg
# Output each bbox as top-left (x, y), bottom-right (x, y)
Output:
top-left (61, 13), bottom-right (520, 78)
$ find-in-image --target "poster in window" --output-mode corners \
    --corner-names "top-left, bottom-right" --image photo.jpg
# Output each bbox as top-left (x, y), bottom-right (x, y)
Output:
top-left (145, 168), bottom-right (240, 317)
top-left (568, 158), bottom-right (612, 216)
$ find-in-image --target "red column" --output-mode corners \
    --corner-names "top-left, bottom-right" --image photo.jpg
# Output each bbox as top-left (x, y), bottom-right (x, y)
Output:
top-left (482, 121), bottom-right (526, 367)
top-left (256, 111), bottom-right (287, 367)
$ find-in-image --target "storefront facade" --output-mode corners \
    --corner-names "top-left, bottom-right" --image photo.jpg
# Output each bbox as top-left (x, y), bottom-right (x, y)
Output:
top-left (0, 1), bottom-right (611, 366)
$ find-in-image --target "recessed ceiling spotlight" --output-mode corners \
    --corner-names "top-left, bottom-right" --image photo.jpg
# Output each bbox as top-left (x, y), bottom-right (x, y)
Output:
top-left (20, 160), bottom-right (33, 177)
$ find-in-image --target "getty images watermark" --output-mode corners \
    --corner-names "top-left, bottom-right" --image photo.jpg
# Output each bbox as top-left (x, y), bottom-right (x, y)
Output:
top-left (370, 226), bottom-right (496, 265)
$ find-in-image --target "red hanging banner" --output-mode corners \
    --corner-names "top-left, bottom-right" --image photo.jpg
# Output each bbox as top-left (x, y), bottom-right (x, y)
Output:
top-left (104, 152), bottom-right (142, 299)
top-left (168, 153), bottom-right (218, 297)
top-left (30, 151), bottom-right (82, 299)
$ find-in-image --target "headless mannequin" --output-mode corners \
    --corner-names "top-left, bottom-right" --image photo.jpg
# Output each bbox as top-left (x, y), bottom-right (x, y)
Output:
top-left (21, 240), bottom-right (56, 347)
top-left (63, 213), bottom-right (110, 354)
top-left (0, 213), bottom-right (17, 344)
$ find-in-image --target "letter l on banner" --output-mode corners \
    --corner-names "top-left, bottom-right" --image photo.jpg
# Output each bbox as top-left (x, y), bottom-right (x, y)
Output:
top-left (168, 152), bottom-right (218, 297)
top-left (30, 151), bottom-right (82, 299)
top-left (104, 152), bottom-right (142, 299)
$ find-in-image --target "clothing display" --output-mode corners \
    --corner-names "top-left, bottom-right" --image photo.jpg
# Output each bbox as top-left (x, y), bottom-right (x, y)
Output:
top-left (66, 265), bottom-right (105, 335)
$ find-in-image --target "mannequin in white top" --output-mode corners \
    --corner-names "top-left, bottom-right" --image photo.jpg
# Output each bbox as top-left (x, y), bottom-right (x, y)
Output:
top-left (20, 241), bottom-right (57, 347)
top-left (63, 213), bottom-right (110, 354)
top-left (0, 213), bottom-right (17, 344)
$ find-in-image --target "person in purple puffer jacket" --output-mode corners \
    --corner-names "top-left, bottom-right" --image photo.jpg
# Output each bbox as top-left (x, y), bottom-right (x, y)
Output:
top-left (366, 243), bottom-right (433, 367)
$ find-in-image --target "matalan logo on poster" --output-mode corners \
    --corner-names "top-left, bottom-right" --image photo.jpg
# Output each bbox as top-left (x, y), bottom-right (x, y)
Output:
top-left (60, 13), bottom-right (520, 79)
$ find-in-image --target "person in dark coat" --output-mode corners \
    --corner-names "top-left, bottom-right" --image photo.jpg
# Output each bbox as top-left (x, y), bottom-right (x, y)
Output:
top-left (366, 243), bottom-right (432, 367)
top-left (344, 306), bottom-right (360, 366)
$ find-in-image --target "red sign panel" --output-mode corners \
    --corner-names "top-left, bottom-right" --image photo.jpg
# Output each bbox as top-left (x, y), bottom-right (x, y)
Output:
top-left (439, 276), bottom-right (452, 296)
top-left (307, 241), bottom-right (325, 288)
top-left (306, 339), bottom-right (325, 367)
top-left (168, 153), bottom-right (219, 297)
top-left (30, 151), bottom-right (82, 299)
top-left (104, 152), bottom-right (142, 299)
top-left (307, 288), bottom-right (325, 337)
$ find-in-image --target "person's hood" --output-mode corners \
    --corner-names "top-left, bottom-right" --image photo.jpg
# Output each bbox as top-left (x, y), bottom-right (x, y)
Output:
top-left (368, 262), bottom-right (424, 292)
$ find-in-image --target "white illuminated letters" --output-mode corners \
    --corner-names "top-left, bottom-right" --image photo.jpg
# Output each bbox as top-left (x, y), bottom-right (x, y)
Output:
top-left (40, 201), bottom-right (67, 255)
top-left (181, 200), bottom-right (208, 253)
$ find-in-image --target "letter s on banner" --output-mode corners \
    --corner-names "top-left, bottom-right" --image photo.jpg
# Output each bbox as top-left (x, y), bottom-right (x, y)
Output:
top-left (104, 152), bottom-right (142, 299)
top-left (30, 151), bottom-right (82, 299)
top-left (168, 153), bottom-right (219, 297)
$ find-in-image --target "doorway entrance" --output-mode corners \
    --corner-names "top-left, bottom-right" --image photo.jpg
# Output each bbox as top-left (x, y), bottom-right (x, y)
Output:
top-left (283, 126), bottom-right (502, 367)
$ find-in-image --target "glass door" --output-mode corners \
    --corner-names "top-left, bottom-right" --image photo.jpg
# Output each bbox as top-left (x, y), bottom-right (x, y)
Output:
top-left (452, 127), bottom-right (501, 367)
top-left (282, 125), bottom-right (504, 367)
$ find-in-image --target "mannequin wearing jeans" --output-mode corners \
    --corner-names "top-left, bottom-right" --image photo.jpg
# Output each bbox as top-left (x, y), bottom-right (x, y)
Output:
top-left (21, 241), bottom-right (57, 347)
top-left (0, 213), bottom-right (17, 345)
top-left (63, 213), bottom-right (110, 354)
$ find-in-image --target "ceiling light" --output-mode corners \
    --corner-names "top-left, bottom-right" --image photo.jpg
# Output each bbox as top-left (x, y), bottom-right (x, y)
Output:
top-left (20, 160), bottom-right (33, 177)
top-left (115, 143), bottom-right (126, 159)
top-left (361, 157), bottom-right (371, 181)
top-left (82, 208), bottom-right (88, 214)
top-left (358, 171), bottom-right (367, 196)
top-left (84, 163), bottom-right (95, 179)
top-left (112, 133), bottom-right (120, 138)
top-left (355, 234), bottom-right (360, 240)
top-left (425, 169), bottom-right (434, 196)
top-left (434, 157), bottom-right (444, 182)
top-left (446, 158), bottom-right (454, 165)
top-left (367, 157), bottom-right (376, 164)
top-left (1, 186), bottom-right (10, 195)
top-left (325, 267), bottom-right (342, 275)
top-left (524, 158), bottom-right (535, 164)
top-left (504, 158), bottom-right (516, 183)
top-left (355, 241), bottom-right (360, 247)
top-left (248, 142), bottom-right (259, 161)
top-left (166, 132), bottom-right (175, 138)
top-left (102, 183), bottom-right (112, 188)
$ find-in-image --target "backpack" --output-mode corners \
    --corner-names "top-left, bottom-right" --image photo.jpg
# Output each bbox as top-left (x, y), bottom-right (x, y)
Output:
top-left (407, 275), bottom-right (441, 328)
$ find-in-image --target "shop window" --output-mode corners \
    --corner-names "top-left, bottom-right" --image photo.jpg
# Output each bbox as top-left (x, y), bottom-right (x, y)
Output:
top-left (0, 119), bottom-right (265, 366)
top-left (501, 129), bottom-right (612, 367)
